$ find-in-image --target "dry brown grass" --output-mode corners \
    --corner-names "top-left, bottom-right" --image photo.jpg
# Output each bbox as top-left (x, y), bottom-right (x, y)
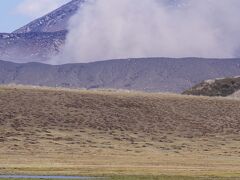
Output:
top-left (0, 86), bottom-right (239, 177)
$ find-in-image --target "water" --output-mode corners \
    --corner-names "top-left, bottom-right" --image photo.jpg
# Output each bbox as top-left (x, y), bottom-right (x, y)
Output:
top-left (0, 175), bottom-right (95, 179)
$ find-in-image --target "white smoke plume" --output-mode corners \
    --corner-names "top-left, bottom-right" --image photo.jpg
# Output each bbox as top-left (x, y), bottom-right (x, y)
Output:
top-left (54, 0), bottom-right (240, 63)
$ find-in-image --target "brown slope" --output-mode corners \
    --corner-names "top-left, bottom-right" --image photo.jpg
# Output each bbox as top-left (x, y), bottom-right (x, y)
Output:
top-left (0, 86), bottom-right (239, 176)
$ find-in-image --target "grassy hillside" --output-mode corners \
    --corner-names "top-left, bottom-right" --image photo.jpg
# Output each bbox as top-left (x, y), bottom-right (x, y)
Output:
top-left (0, 86), bottom-right (239, 177)
top-left (183, 76), bottom-right (240, 97)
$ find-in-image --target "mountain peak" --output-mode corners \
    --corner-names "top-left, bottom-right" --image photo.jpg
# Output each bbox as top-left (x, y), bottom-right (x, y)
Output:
top-left (13, 0), bottom-right (83, 34)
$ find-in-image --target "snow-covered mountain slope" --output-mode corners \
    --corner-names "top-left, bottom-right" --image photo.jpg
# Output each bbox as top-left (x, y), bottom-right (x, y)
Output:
top-left (13, 0), bottom-right (83, 33)
top-left (0, 0), bottom-right (83, 62)
top-left (0, 31), bottom-right (66, 63)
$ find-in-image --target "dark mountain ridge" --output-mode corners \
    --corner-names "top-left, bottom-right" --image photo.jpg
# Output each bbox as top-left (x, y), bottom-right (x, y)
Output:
top-left (1, 57), bottom-right (240, 93)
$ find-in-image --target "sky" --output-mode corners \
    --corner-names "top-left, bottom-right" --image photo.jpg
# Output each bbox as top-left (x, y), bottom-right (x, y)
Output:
top-left (0, 0), bottom-right (70, 33)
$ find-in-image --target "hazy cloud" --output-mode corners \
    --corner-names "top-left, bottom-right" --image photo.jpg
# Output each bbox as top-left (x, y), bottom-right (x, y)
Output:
top-left (16, 0), bottom-right (70, 18)
top-left (53, 0), bottom-right (240, 64)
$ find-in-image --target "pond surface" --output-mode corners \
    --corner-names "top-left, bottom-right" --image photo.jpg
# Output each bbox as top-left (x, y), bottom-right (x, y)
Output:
top-left (0, 175), bottom-right (95, 179)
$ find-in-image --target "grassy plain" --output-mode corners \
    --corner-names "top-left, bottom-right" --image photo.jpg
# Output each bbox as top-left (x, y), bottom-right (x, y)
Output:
top-left (0, 86), bottom-right (239, 178)
top-left (0, 177), bottom-right (240, 180)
